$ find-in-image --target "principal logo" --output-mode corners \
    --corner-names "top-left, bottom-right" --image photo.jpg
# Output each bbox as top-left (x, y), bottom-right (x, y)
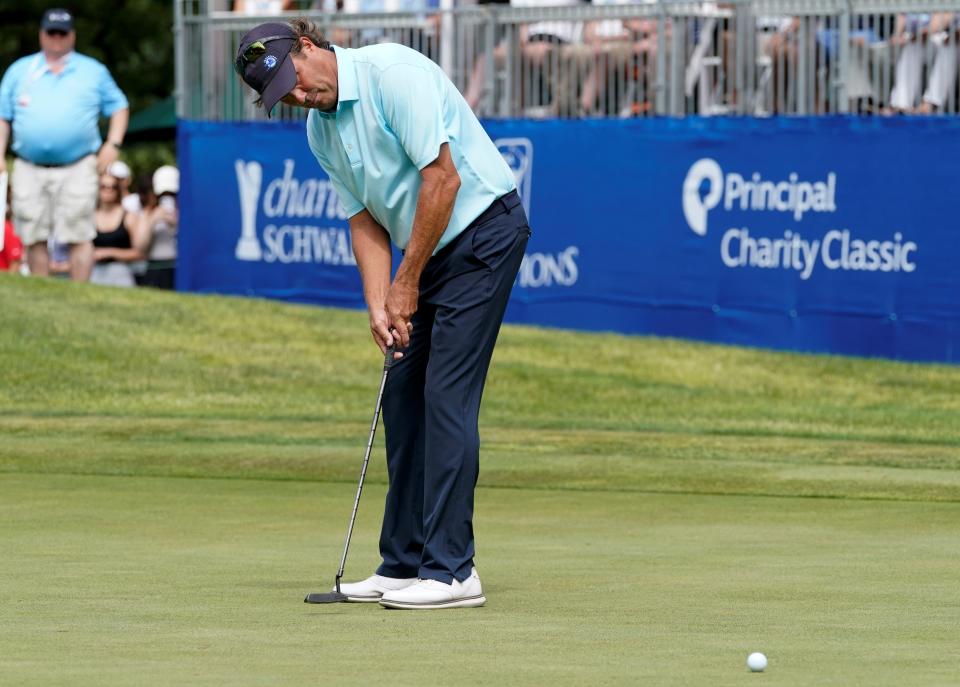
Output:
top-left (682, 158), bottom-right (723, 236)
top-left (496, 137), bottom-right (533, 221)
top-left (263, 55), bottom-right (278, 70)
top-left (234, 159), bottom-right (354, 265)
top-left (682, 158), bottom-right (838, 235)
top-left (681, 158), bottom-right (917, 279)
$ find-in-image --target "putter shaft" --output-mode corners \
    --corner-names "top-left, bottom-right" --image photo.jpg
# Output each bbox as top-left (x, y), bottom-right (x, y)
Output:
top-left (333, 345), bottom-right (396, 589)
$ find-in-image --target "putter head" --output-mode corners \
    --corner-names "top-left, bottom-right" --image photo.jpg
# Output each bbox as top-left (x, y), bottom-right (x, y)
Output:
top-left (304, 591), bottom-right (349, 604)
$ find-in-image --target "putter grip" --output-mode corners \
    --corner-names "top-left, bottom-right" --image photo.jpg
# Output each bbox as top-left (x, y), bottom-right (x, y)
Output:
top-left (384, 344), bottom-right (396, 370)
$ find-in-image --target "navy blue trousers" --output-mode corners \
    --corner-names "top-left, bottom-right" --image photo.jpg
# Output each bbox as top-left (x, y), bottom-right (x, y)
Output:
top-left (376, 191), bottom-right (530, 584)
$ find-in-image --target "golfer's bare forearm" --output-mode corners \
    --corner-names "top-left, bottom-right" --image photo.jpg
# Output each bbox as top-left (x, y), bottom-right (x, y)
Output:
top-left (350, 210), bottom-right (393, 309)
top-left (394, 146), bottom-right (461, 288)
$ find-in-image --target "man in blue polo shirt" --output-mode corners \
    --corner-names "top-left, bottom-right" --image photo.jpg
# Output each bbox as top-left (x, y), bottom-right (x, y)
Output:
top-left (0, 8), bottom-right (129, 281)
top-left (237, 19), bottom-right (530, 609)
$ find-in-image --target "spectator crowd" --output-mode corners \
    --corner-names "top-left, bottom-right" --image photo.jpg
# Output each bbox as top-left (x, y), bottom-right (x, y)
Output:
top-left (217, 0), bottom-right (960, 118)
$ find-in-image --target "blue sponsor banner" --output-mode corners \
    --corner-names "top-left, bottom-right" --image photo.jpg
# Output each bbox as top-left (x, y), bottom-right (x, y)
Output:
top-left (178, 117), bottom-right (960, 363)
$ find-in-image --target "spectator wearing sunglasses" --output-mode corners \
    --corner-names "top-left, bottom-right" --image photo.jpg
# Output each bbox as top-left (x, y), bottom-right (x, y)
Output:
top-left (90, 172), bottom-right (144, 288)
top-left (0, 8), bottom-right (129, 282)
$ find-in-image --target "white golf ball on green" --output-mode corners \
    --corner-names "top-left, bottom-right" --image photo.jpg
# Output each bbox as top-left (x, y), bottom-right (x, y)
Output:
top-left (747, 652), bottom-right (768, 672)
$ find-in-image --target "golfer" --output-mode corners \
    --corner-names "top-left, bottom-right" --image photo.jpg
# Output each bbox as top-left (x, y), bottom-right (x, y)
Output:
top-left (236, 20), bottom-right (529, 609)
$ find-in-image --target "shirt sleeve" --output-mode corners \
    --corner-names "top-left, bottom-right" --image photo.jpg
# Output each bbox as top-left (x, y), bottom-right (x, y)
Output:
top-left (327, 171), bottom-right (364, 220)
top-left (0, 63), bottom-right (20, 121)
top-left (378, 63), bottom-right (449, 170)
top-left (306, 119), bottom-right (365, 219)
top-left (97, 64), bottom-right (129, 117)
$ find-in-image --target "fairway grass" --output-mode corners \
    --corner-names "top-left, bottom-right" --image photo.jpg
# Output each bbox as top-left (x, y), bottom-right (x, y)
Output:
top-left (1, 275), bottom-right (959, 684)
top-left (2, 474), bottom-right (958, 686)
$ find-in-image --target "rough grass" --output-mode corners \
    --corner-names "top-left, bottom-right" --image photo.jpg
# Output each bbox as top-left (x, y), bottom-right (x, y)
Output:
top-left (2, 273), bottom-right (959, 501)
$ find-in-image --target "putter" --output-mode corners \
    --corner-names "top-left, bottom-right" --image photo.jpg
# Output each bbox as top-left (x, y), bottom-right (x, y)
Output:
top-left (304, 342), bottom-right (396, 604)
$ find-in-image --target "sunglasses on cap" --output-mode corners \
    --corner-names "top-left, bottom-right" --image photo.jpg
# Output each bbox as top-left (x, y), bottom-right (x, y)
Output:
top-left (45, 29), bottom-right (69, 37)
top-left (234, 35), bottom-right (291, 75)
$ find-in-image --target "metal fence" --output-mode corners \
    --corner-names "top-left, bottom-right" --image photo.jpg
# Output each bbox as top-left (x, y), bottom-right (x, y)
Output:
top-left (175, 0), bottom-right (960, 120)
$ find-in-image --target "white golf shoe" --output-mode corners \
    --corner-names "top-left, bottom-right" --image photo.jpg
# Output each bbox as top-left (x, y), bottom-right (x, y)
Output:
top-left (335, 574), bottom-right (417, 603)
top-left (379, 568), bottom-right (486, 609)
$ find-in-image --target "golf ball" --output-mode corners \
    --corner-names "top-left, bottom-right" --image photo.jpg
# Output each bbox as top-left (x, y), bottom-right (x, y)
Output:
top-left (747, 652), bottom-right (768, 672)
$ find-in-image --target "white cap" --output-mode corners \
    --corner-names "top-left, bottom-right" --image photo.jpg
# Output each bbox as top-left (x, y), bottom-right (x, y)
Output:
top-left (153, 165), bottom-right (179, 195)
top-left (108, 160), bottom-right (131, 180)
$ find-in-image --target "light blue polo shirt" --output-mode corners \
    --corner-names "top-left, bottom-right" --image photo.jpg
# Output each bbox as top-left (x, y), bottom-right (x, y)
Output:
top-left (306, 44), bottom-right (516, 252)
top-left (0, 51), bottom-right (128, 165)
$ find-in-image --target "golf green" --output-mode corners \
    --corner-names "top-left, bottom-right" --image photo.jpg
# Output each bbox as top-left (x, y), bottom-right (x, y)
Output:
top-left (2, 473), bottom-right (957, 686)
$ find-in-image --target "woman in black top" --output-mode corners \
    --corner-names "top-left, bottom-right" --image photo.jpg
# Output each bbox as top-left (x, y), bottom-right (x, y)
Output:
top-left (91, 172), bottom-right (144, 287)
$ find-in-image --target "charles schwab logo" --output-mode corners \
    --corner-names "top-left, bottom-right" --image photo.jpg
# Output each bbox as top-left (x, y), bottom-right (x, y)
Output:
top-left (235, 159), bottom-right (356, 265)
top-left (516, 247), bottom-right (579, 288)
top-left (234, 146), bottom-right (579, 287)
top-left (681, 158), bottom-right (917, 280)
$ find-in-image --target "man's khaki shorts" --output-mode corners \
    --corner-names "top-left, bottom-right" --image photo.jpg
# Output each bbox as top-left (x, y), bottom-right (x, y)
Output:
top-left (12, 155), bottom-right (98, 246)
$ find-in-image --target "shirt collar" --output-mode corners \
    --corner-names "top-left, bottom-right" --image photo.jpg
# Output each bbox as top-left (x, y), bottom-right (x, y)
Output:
top-left (35, 50), bottom-right (75, 74)
top-left (319, 46), bottom-right (358, 119)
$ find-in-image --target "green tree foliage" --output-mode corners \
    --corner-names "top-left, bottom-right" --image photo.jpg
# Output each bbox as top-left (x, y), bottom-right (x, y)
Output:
top-left (0, 1), bottom-right (174, 114)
